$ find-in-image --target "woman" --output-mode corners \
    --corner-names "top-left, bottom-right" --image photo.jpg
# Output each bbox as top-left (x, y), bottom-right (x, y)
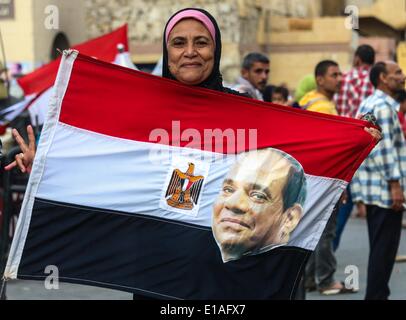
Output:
top-left (6, 8), bottom-right (246, 173)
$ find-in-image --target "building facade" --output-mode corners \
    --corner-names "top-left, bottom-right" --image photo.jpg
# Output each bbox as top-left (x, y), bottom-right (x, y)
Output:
top-left (1, 0), bottom-right (87, 72)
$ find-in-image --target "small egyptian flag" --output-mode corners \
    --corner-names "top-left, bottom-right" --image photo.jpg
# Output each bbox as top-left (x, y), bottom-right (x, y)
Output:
top-left (2, 25), bottom-right (129, 128)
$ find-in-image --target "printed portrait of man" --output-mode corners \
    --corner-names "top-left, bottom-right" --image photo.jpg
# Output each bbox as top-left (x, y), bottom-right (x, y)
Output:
top-left (212, 148), bottom-right (307, 262)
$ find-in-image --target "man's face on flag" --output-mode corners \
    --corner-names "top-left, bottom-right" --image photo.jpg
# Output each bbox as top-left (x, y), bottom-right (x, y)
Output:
top-left (212, 149), bottom-right (303, 262)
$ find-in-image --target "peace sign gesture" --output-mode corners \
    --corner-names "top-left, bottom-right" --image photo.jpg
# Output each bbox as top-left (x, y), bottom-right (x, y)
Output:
top-left (5, 125), bottom-right (36, 174)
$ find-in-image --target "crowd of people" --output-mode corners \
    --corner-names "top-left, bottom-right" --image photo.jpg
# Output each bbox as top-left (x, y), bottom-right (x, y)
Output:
top-left (1, 7), bottom-right (405, 300)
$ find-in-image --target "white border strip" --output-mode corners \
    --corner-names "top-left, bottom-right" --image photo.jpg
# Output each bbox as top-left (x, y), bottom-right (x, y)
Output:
top-left (3, 50), bottom-right (79, 279)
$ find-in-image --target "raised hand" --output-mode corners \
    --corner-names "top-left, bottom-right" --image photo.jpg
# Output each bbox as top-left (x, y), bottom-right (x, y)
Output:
top-left (4, 125), bottom-right (36, 174)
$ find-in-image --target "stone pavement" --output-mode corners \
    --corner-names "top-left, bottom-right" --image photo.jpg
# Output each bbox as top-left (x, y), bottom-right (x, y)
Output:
top-left (306, 216), bottom-right (406, 300)
top-left (4, 217), bottom-right (406, 300)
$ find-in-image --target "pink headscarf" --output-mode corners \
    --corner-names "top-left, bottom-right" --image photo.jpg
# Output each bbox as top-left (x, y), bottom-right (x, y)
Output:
top-left (165, 9), bottom-right (216, 46)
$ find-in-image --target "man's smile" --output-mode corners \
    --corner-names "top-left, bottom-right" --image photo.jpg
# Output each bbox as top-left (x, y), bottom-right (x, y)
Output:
top-left (220, 217), bottom-right (251, 229)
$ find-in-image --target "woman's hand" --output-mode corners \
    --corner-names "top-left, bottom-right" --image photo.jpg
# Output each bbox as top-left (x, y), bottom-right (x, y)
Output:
top-left (364, 127), bottom-right (382, 141)
top-left (5, 125), bottom-right (36, 174)
top-left (358, 112), bottom-right (382, 141)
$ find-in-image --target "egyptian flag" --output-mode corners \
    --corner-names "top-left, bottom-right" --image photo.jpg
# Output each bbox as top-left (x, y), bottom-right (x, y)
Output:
top-left (0, 25), bottom-right (129, 127)
top-left (4, 51), bottom-right (376, 299)
top-left (17, 25), bottom-right (128, 95)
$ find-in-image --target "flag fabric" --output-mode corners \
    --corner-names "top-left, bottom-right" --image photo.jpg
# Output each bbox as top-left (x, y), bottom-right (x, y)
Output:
top-left (26, 88), bottom-right (54, 126)
top-left (0, 94), bottom-right (36, 126)
top-left (0, 26), bottom-right (129, 128)
top-left (4, 51), bottom-right (377, 299)
top-left (113, 46), bottom-right (138, 71)
top-left (17, 25), bottom-right (128, 96)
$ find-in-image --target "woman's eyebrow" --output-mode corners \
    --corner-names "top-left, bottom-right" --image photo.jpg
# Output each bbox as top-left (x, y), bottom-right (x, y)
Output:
top-left (194, 36), bottom-right (210, 40)
top-left (170, 35), bottom-right (211, 42)
top-left (170, 36), bottom-right (186, 41)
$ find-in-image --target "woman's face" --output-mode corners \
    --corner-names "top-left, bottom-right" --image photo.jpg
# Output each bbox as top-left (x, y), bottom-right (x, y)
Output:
top-left (167, 19), bottom-right (215, 85)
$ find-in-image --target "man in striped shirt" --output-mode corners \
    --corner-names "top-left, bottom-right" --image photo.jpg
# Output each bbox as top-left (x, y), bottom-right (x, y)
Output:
top-left (333, 45), bottom-right (375, 251)
top-left (352, 61), bottom-right (406, 300)
top-left (335, 45), bottom-right (375, 118)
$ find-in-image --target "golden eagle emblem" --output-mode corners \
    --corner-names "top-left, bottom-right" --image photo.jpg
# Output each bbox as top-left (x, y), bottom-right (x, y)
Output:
top-left (165, 163), bottom-right (205, 210)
